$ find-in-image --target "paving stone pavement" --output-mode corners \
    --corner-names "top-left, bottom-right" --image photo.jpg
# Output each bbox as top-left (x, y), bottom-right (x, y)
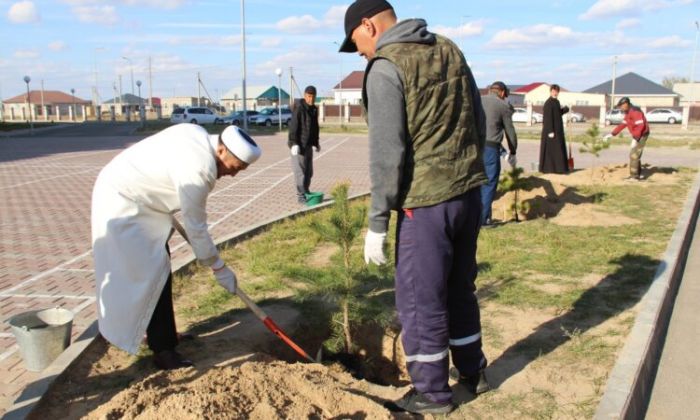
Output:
top-left (0, 130), bottom-right (371, 415)
top-left (1, 126), bottom-right (699, 416)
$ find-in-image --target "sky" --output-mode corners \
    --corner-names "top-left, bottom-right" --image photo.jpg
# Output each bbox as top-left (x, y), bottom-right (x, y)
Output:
top-left (0, 0), bottom-right (698, 103)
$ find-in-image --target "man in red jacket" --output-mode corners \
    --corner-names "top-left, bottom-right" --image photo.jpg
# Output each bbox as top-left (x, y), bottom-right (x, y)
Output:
top-left (604, 97), bottom-right (650, 180)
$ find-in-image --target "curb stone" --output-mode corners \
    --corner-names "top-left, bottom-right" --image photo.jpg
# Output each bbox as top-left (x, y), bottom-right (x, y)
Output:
top-left (2, 193), bottom-right (369, 419)
top-left (594, 168), bottom-right (700, 420)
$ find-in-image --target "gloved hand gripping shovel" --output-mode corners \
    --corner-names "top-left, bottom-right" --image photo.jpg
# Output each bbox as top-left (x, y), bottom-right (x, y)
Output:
top-left (171, 218), bottom-right (320, 363)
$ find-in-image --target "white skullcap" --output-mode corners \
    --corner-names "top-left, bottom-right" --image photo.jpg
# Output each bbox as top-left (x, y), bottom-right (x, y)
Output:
top-left (220, 126), bottom-right (262, 164)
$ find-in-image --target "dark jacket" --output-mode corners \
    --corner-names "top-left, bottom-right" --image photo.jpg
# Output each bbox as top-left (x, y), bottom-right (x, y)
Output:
top-left (361, 19), bottom-right (486, 232)
top-left (288, 99), bottom-right (319, 152)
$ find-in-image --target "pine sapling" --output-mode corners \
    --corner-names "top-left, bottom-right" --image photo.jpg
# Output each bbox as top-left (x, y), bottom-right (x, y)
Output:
top-left (498, 166), bottom-right (529, 222)
top-left (578, 123), bottom-right (610, 181)
top-left (309, 182), bottom-right (366, 353)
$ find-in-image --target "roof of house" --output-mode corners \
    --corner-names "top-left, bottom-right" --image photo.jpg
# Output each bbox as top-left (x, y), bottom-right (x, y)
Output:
top-left (333, 71), bottom-right (364, 90)
top-left (513, 82), bottom-right (547, 94)
top-left (102, 93), bottom-right (147, 105)
top-left (221, 85), bottom-right (290, 101)
top-left (583, 72), bottom-right (677, 96)
top-left (4, 90), bottom-right (90, 105)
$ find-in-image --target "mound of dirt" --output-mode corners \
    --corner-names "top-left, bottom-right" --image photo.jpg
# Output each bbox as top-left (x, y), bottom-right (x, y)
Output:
top-left (88, 355), bottom-right (400, 420)
top-left (541, 164), bottom-right (679, 187)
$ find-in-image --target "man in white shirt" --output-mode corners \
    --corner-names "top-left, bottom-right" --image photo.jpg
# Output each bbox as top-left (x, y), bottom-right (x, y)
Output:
top-left (91, 124), bottom-right (261, 369)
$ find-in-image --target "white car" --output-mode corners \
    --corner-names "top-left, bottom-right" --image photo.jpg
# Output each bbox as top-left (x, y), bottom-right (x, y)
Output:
top-left (605, 109), bottom-right (625, 125)
top-left (512, 107), bottom-right (543, 124)
top-left (646, 108), bottom-right (682, 124)
top-left (252, 107), bottom-right (293, 127)
top-left (170, 107), bottom-right (222, 125)
top-left (567, 111), bottom-right (585, 123)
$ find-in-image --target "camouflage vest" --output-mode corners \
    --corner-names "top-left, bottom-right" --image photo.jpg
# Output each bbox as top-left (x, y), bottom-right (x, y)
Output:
top-left (362, 35), bottom-right (486, 209)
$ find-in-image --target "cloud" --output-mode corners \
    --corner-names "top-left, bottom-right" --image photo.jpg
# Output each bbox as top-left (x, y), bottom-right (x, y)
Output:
top-left (648, 35), bottom-right (692, 48)
top-left (7, 1), bottom-right (39, 23)
top-left (580, 0), bottom-right (694, 20)
top-left (276, 5), bottom-right (349, 35)
top-left (615, 18), bottom-right (640, 29)
top-left (486, 24), bottom-right (588, 50)
top-left (276, 14), bottom-right (322, 34)
top-left (261, 37), bottom-right (282, 48)
top-left (121, 0), bottom-right (185, 8)
top-left (432, 21), bottom-right (485, 39)
top-left (72, 4), bottom-right (119, 25)
top-left (48, 40), bottom-right (67, 51)
top-left (14, 48), bottom-right (39, 58)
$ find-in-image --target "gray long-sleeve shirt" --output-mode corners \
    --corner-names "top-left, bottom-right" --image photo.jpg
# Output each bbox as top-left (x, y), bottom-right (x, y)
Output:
top-left (365, 19), bottom-right (485, 233)
top-left (481, 92), bottom-right (518, 155)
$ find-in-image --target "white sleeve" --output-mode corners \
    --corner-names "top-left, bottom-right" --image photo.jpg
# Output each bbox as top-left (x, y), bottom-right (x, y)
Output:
top-left (173, 166), bottom-right (219, 266)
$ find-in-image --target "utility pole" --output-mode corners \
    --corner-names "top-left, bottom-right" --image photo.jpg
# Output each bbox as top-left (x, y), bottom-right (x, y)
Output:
top-left (241, 0), bottom-right (248, 129)
top-left (691, 21), bottom-right (699, 104)
top-left (289, 66), bottom-right (294, 106)
top-left (118, 75), bottom-right (123, 115)
top-left (197, 72), bottom-right (201, 106)
top-left (148, 56), bottom-right (153, 109)
top-left (40, 80), bottom-right (45, 119)
top-left (610, 55), bottom-right (618, 110)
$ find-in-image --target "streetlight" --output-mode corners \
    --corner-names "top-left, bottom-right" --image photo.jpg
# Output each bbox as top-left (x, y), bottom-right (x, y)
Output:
top-left (70, 88), bottom-right (76, 121)
top-left (275, 68), bottom-right (283, 132)
top-left (240, 0), bottom-right (248, 130)
top-left (136, 80), bottom-right (144, 127)
top-left (332, 41), bottom-right (343, 127)
top-left (122, 56), bottom-right (135, 95)
top-left (23, 75), bottom-right (33, 133)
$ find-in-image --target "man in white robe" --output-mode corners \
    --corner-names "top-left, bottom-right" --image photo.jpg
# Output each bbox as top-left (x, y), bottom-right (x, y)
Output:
top-left (91, 123), bottom-right (261, 369)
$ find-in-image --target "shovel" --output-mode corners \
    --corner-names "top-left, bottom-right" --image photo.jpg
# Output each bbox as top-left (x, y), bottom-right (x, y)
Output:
top-left (171, 218), bottom-right (320, 363)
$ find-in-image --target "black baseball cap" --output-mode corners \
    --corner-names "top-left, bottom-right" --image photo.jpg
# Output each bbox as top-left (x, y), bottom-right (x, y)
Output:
top-left (616, 96), bottom-right (631, 107)
top-left (304, 85), bottom-right (317, 95)
top-left (338, 0), bottom-right (394, 53)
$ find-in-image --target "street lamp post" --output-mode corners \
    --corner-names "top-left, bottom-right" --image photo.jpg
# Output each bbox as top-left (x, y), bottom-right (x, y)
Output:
top-left (241, 0), bottom-right (248, 130)
top-left (23, 75), bottom-right (33, 134)
top-left (122, 56), bottom-right (135, 95)
top-left (70, 88), bottom-right (76, 121)
top-left (333, 41), bottom-right (344, 127)
top-left (276, 68), bottom-right (283, 132)
top-left (136, 80), bottom-right (144, 128)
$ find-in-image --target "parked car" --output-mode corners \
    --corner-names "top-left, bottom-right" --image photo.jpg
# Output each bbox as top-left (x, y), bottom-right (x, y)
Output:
top-left (252, 107), bottom-right (293, 127)
top-left (170, 107), bottom-right (222, 125)
top-left (512, 107), bottom-right (543, 124)
top-left (221, 110), bottom-right (259, 126)
top-left (605, 109), bottom-right (625, 125)
top-left (567, 111), bottom-right (585, 123)
top-left (646, 108), bottom-right (682, 124)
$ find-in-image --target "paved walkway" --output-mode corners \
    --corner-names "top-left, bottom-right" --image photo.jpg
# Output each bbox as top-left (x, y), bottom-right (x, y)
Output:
top-left (645, 210), bottom-right (700, 419)
top-left (1, 126), bottom-right (699, 416)
top-left (0, 129), bottom-right (371, 415)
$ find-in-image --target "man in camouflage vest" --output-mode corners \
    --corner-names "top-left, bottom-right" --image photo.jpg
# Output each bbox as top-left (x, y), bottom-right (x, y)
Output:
top-left (339, 0), bottom-right (490, 414)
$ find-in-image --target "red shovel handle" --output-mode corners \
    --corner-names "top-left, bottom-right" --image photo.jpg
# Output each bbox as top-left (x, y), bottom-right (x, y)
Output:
top-left (262, 317), bottom-right (315, 362)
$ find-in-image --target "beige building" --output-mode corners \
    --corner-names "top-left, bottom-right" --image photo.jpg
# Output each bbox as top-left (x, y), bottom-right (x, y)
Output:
top-left (673, 82), bottom-right (700, 105)
top-left (514, 83), bottom-right (605, 107)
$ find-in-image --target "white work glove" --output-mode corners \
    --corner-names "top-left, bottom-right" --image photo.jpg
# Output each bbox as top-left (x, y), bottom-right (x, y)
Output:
top-left (364, 230), bottom-right (387, 265)
top-left (507, 154), bottom-right (517, 168)
top-left (603, 134), bottom-right (613, 142)
top-left (211, 258), bottom-right (237, 293)
top-left (313, 145), bottom-right (320, 153)
top-left (630, 138), bottom-right (637, 149)
top-left (291, 145), bottom-right (300, 156)
top-left (548, 132), bottom-right (555, 139)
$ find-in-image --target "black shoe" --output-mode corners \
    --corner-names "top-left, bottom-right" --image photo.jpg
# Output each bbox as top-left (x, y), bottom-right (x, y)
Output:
top-left (177, 332), bottom-right (195, 342)
top-left (450, 367), bottom-right (490, 395)
top-left (297, 196), bottom-right (307, 204)
top-left (385, 388), bottom-right (454, 415)
top-left (153, 350), bottom-right (194, 370)
top-left (481, 219), bottom-right (497, 229)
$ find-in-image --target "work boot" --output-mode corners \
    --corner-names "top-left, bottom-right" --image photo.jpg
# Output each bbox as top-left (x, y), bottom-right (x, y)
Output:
top-left (153, 350), bottom-right (193, 370)
top-left (385, 388), bottom-right (454, 415)
top-left (177, 332), bottom-right (195, 342)
top-left (450, 366), bottom-right (491, 395)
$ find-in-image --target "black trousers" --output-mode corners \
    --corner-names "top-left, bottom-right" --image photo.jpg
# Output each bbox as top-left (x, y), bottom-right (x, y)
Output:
top-left (146, 245), bottom-right (178, 353)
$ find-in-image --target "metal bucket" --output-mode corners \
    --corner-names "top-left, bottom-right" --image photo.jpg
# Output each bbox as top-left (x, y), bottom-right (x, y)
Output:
top-left (8, 307), bottom-right (73, 371)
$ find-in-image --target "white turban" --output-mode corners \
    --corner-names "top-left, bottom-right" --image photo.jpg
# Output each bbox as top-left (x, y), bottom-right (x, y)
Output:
top-left (219, 126), bottom-right (262, 164)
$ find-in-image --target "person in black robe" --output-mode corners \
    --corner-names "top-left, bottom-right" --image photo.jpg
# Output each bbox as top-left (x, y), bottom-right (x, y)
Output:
top-left (539, 84), bottom-right (570, 173)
